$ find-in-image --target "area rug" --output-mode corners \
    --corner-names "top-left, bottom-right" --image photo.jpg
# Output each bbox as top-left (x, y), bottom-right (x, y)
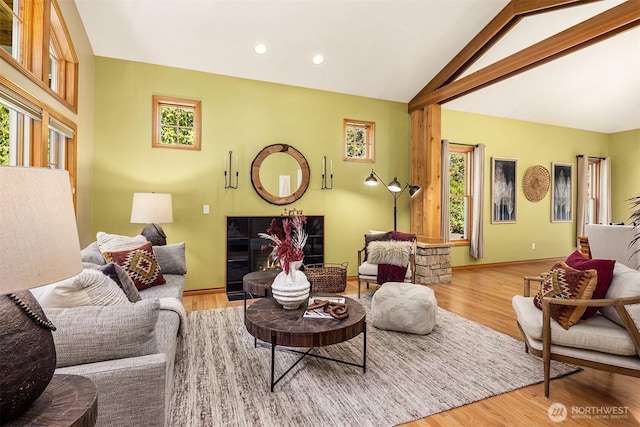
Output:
top-left (169, 295), bottom-right (578, 426)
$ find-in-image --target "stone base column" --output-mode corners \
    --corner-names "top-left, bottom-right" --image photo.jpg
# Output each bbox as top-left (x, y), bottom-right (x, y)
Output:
top-left (415, 243), bottom-right (451, 285)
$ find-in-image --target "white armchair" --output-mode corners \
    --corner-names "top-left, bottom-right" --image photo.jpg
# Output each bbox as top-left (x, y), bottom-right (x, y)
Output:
top-left (586, 224), bottom-right (640, 269)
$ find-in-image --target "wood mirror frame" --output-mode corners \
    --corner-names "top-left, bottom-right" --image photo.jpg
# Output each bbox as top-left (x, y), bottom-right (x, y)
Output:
top-left (251, 144), bottom-right (310, 205)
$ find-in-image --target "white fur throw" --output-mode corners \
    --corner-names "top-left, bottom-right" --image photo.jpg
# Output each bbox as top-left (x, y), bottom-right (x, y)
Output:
top-left (367, 241), bottom-right (412, 267)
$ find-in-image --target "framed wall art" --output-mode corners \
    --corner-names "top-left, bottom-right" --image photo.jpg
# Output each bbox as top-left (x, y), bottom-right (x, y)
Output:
top-left (491, 157), bottom-right (517, 223)
top-left (551, 162), bottom-right (573, 222)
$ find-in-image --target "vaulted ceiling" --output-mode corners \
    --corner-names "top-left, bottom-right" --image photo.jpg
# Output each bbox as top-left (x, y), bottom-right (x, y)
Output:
top-left (74, 0), bottom-right (640, 133)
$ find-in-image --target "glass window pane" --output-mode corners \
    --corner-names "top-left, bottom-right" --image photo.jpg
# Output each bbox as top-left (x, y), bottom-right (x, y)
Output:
top-left (0, 0), bottom-right (21, 60)
top-left (160, 126), bottom-right (177, 144)
top-left (160, 106), bottom-right (177, 126)
top-left (0, 104), bottom-right (8, 165)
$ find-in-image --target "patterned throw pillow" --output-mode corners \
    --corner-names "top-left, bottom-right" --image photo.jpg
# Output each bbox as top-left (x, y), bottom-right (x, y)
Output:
top-left (533, 262), bottom-right (597, 329)
top-left (564, 250), bottom-right (616, 319)
top-left (102, 242), bottom-right (166, 290)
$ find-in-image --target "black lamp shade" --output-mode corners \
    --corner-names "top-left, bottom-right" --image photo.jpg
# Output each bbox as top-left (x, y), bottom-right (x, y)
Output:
top-left (387, 177), bottom-right (402, 192)
top-left (409, 185), bottom-right (422, 197)
top-left (365, 171), bottom-right (378, 185)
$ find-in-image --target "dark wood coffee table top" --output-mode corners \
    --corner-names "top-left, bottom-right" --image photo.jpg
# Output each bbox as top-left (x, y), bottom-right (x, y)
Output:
top-left (245, 294), bottom-right (365, 348)
top-left (243, 269), bottom-right (281, 297)
top-left (5, 374), bottom-right (97, 427)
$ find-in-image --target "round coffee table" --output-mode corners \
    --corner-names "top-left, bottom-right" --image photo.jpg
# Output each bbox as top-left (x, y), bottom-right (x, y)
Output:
top-left (245, 294), bottom-right (366, 391)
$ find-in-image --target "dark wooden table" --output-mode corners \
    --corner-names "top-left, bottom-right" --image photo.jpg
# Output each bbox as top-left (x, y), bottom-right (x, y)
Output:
top-left (242, 269), bottom-right (281, 322)
top-left (5, 374), bottom-right (97, 427)
top-left (245, 294), bottom-right (367, 391)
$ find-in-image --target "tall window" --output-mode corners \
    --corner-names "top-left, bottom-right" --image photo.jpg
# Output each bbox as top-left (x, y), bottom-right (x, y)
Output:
top-left (586, 158), bottom-right (600, 224)
top-left (0, 0), bottom-right (21, 60)
top-left (152, 95), bottom-right (201, 150)
top-left (0, 0), bottom-right (78, 110)
top-left (343, 119), bottom-right (374, 162)
top-left (0, 85), bottom-right (42, 167)
top-left (449, 145), bottom-right (473, 242)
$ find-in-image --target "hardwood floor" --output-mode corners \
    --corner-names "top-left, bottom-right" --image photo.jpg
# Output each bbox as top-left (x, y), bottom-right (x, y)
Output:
top-left (182, 260), bottom-right (639, 426)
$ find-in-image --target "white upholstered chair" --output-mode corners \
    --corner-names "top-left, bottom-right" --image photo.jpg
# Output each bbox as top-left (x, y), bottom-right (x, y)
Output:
top-left (586, 224), bottom-right (640, 269)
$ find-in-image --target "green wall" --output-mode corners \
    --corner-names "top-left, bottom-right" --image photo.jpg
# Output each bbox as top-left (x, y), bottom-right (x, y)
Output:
top-left (93, 57), bottom-right (638, 291)
top-left (610, 129), bottom-right (640, 223)
top-left (442, 110), bottom-right (612, 266)
top-left (93, 57), bottom-right (410, 291)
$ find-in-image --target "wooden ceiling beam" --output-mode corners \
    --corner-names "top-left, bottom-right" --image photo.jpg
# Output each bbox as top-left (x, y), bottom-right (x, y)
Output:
top-left (409, 0), bottom-right (640, 112)
top-left (410, 0), bottom-right (603, 107)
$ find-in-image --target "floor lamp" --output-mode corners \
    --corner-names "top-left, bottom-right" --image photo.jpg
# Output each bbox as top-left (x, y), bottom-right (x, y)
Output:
top-left (365, 170), bottom-right (421, 231)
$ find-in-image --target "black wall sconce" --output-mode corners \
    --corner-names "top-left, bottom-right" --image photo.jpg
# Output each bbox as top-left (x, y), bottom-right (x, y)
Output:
top-left (365, 169), bottom-right (421, 231)
top-left (321, 155), bottom-right (333, 190)
top-left (224, 150), bottom-right (239, 189)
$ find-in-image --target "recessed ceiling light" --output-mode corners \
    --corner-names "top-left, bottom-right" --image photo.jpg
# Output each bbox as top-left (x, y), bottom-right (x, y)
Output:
top-left (312, 54), bottom-right (324, 65)
top-left (254, 44), bottom-right (267, 55)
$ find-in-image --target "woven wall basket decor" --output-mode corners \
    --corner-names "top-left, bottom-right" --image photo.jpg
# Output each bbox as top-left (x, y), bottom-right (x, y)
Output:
top-left (522, 165), bottom-right (550, 202)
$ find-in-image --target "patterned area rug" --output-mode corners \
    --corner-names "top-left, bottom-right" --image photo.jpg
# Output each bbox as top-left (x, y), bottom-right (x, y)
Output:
top-left (169, 294), bottom-right (578, 426)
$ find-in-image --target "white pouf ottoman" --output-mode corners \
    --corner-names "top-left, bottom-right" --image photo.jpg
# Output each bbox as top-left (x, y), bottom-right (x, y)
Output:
top-left (371, 282), bottom-right (437, 335)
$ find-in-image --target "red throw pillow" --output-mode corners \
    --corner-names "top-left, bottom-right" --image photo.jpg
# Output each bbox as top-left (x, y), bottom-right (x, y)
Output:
top-left (533, 262), bottom-right (597, 329)
top-left (103, 242), bottom-right (166, 290)
top-left (564, 250), bottom-right (616, 319)
top-left (391, 231), bottom-right (416, 242)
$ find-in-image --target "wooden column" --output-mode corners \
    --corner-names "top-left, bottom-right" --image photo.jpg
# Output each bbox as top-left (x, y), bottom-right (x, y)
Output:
top-left (411, 104), bottom-right (443, 244)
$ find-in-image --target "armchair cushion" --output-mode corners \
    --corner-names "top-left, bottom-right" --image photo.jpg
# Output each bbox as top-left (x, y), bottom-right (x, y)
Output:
top-left (358, 261), bottom-right (412, 280)
top-left (513, 295), bottom-right (637, 356)
top-left (533, 262), bottom-right (597, 329)
top-left (564, 250), bottom-right (616, 319)
top-left (601, 263), bottom-right (640, 328)
top-left (364, 231), bottom-right (392, 260)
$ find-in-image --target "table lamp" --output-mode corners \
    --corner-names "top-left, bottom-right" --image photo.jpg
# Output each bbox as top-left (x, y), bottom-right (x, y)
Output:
top-left (130, 192), bottom-right (173, 246)
top-left (0, 166), bottom-right (82, 422)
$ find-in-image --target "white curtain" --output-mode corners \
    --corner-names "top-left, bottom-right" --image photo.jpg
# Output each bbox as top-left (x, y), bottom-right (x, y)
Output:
top-left (576, 155), bottom-right (588, 237)
top-left (440, 140), bottom-right (451, 243)
top-left (599, 157), bottom-right (612, 224)
top-left (470, 144), bottom-right (485, 259)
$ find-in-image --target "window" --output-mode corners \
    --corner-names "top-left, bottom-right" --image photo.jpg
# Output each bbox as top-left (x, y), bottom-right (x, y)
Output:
top-left (586, 158), bottom-right (600, 224)
top-left (0, 0), bottom-right (21, 61)
top-left (152, 95), bottom-right (201, 150)
top-left (449, 145), bottom-right (473, 243)
top-left (343, 119), bottom-right (374, 162)
top-left (0, 0), bottom-right (78, 111)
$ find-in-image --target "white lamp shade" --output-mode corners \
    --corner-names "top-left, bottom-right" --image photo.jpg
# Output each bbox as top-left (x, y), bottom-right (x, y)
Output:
top-left (0, 167), bottom-right (83, 293)
top-left (130, 193), bottom-right (173, 224)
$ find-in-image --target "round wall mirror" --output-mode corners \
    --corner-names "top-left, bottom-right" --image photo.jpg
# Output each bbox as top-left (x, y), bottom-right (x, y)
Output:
top-left (251, 144), bottom-right (310, 205)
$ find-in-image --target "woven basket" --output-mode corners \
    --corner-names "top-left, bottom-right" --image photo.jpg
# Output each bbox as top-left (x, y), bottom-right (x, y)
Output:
top-left (522, 165), bottom-right (550, 202)
top-left (303, 262), bottom-right (348, 293)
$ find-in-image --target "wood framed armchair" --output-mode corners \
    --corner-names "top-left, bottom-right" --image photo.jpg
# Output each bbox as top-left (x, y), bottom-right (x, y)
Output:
top-left (356, 231), bottom-right (416, 298)
top-left (513, 270), bottom-right (640, 397)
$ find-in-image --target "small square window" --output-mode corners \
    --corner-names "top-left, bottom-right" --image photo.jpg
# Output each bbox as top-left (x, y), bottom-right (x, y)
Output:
top-left (343, 119), bottom-right (374, 162)
top-left (152, 95), bottom-right (201, 150)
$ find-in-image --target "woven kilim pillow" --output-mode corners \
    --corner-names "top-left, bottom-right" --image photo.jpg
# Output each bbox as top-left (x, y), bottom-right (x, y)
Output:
top-left (103, 242), bottom-right (166, 290)
top-left (533, 261), bottom-right (597, 329)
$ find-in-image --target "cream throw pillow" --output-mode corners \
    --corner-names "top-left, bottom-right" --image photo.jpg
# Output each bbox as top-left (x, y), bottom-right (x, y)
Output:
top-left (97, 232), bottom-right (147, 252)
top-left (367, 241), bottom-right (412, 267)
top-left (37, 269), bottom-right (130, 308)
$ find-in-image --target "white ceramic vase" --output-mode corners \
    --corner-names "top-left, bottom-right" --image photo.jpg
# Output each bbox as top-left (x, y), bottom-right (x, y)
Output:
top-left (271, 260), bottom-right (310, 310)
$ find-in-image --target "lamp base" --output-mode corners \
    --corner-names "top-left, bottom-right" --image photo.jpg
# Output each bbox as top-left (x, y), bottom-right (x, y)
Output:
top-left (0, 291), bottom-right (56, 422)
top-left (141, 223), bottom-right (167, 246)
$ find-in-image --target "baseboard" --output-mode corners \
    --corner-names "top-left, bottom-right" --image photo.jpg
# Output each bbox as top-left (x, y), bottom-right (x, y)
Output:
top-left (183, 287), bottom-right (225, 296)
top-left (451, 257), bottom-right (563, 271)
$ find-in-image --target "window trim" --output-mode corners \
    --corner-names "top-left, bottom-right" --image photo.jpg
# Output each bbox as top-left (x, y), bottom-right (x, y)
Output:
top-left (152, 95), bottom-right (202, 151)
top-left (343, 118), bottom-right (375, 163)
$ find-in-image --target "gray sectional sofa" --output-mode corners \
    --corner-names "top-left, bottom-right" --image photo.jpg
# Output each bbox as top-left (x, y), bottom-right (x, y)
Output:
top-left (31, 240), bottom-right (187, 427)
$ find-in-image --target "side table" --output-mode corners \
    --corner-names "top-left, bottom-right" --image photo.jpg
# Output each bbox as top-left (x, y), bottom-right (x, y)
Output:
top-left (5, 374), bottom-right (97, 427)
top-left (242, 269), bottom-right (281, 320)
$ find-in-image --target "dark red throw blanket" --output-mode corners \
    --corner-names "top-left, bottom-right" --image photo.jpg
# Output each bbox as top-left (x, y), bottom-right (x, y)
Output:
top-left (377, 263), bottom-right (408, 284)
